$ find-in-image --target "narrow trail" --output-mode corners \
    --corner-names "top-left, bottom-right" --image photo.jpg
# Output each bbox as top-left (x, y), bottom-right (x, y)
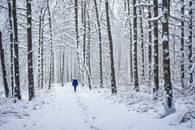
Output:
top-left (0, 83), bottom-right (191, 130)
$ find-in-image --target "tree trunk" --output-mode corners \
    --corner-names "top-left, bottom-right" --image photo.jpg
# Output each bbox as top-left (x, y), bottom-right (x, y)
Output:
top-left (47, 0), bottom-right (54, 90)
top-left (188, 0), bottom-right (193, 85)
top-left (12, 0), bottom-right (21, 100)
top-left (75, 0), bottom-right (79, 52)
top-left (153, 0), bottom-right (159, 99)
top-left (27, 0), bottom-right (34, 101)
top-left (7, 0), bottom-right (14, 97)
top-left (82, 1), bottom-right (87, 86)
top-left (70, 51), bottom-right (73, 81)
top-left (61, 52), bottom-right (65, 87)
top-left (124, 0), bottom-right (127, 11)
top-left (180, 0), bottom-right (185, 88)
top-left (148, 1), bottom-right (152, 87)
top-left (41, 14), bottom-right (44, 89)
top-left (133, 0), bottom-right (139, 91)
top-left (66, 57), bottom-right (69, 82)
top-left (162, 0), bottom-right (175, 114)
top-left (0, 31), bottom-right (10, 98)
top-left (87, 10), bottom-right (92, 89)
top-left (139, 0), bottom-right (145, 83)
top-left (127, 0), bottom-right (133, 83)
top-left (105, 0), bottom-right (117, 94)
top-left (38, 8), bottom-right (42, 89)
top-left (59, 51), bottom-right (62, 83)
top-left (93, 0), bottom-right (103, 88)
top-left (83, 1), bottom-right (86, 65)
top-left (74, 0), bottom-right (79, 60)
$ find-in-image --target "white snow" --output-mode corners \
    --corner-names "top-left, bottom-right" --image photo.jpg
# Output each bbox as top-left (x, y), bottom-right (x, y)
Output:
top-left (0, 83), bottom-right (194, 130)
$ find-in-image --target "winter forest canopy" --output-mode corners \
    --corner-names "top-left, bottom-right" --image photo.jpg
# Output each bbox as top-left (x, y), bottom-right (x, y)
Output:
top-left (0, 0), bottom-right (195, 130)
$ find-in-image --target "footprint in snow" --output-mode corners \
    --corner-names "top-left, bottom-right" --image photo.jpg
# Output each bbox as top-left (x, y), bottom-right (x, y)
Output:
top-left (90, 125), bottom-right (103, 130)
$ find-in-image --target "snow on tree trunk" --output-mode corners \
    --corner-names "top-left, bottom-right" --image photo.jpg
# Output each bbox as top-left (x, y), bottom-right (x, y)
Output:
top-left (61, 52), bottom-right (65, 87)
top-left (93, 0), bottom-right (103, 88)
top-left (74, 0), bottom-right (83, 84)
top-left (47, 0), bottom-right (54, 90)
top-left (162, 0), bottom-right (175, 115)
top-left (41, 13), bottom-right (44, 89)
top-left (188, 0), bottom-right (193, 85)
top-left (38, 8), bottom-right (42, 89)
top-left (148, 1), bottom-right (152, 87)
top-left (82, 1), bottom-right (87, 87)
top-left (86, 9), bottom-right (92, 89)
top-left (27, 0), bottom-right (34, 101)
top-left (7, 0), bottom-right (14, 97)
top-left (133, 0), bottom-right (139, 91)
top-left (12, 0), bottom-right (21, 100)
top-left (0, 31), bottom-right (10, 98)
top-left (180, 0), bottom-right (185, 88)
top-left (153, 0), bottom-right (159, 100)
top-left (138, 0), bottom-right (145, 84)
top-left (127, 0), bottom-right (133, 84)
top-left (105, 0), bottom-right (117, 94)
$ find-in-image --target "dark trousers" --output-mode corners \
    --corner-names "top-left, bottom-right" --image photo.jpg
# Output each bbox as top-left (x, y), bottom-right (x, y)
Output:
top-left (74, 86), bottom-right (77, 92)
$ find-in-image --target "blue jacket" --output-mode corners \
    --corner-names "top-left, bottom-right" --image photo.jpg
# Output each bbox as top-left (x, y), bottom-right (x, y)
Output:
top-left (72, 79), bottom-right (78, 87)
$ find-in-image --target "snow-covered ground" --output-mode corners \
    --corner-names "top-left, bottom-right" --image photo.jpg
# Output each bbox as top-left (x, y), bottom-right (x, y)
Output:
top-left (0, 83), bottom-right (194, 130)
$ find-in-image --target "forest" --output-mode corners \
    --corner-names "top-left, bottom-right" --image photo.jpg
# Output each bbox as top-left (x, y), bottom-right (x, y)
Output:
top-left (0, 0), bottom-right (195, 130)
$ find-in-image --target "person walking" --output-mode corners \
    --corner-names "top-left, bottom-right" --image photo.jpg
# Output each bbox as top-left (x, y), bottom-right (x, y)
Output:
top-left (72, 79), bottom-right (78, 93)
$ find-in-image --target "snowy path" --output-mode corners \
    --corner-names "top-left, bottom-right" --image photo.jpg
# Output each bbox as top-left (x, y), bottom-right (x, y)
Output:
top-left (0, 83), bottom-right (192, 130)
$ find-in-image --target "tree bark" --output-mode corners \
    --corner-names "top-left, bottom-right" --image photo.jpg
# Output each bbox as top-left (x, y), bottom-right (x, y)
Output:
top-left (38, 8), bottom-right (42, 89)
top-left (41, 13), bottom-right (44, 89)
top-left (74, 0), bottom-right (81, 83)
top-left (148, 1), bottom-right (152, 87)
top-left (61, 52), bottom-right (65, 87)
top-left (7, 0), bottom-right (14, 97)
top-left (105, 0), bottom-right (117, 94)
top-left (93, 0), bottom-right (103, 88)
top-left (127, 0), bottom-right (133, 83)
top-left (75, 0), bottom-right (79, 52)
top-left (0, 31), bottom-right (10, 98)
top-left (188, 0), bottom-right (193, 85)
top-left (162, 0), bottom-right (175, 114)
top-left (47, 0), bottom-right (54, 90)
top-left (87, 10), bottom-right (92, 89)
top-left (83, 1), bottom-right (86, 64)
top-left (82, 1), bottom-right (87, 86)
top-left (133, 0), bottom-right (139, 91)
top-left (27, 0), bottom-right (34, 101)
top-left (180, 0), bottom-right (185, 88)
top-left (12, 0), bottom-right (21, 100)
top-left (153, 0), bottom-right (159, 99)
top-left (139, 0), bottom-right (145, 83)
